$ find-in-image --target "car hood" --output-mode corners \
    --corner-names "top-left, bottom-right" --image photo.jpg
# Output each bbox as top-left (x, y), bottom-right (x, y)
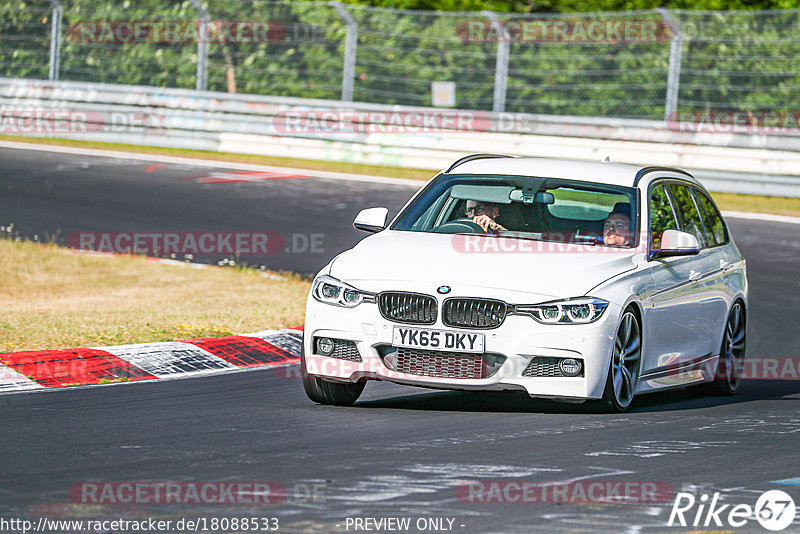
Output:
top-left (329, 230), bottom-right (640, 299)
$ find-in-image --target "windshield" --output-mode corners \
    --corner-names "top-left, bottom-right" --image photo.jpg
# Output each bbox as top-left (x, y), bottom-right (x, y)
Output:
top-left (391, 174), bottom-right (639, 248)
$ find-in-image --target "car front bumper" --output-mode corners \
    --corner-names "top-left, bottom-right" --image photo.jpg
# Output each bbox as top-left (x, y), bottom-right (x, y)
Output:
top-left (304, 291), bottom-right (621, 401)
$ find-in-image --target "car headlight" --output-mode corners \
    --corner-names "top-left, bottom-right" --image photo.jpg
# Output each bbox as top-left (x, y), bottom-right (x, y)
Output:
top-left (311, 275), bottom-right (375, 308)
top-left (513, 298), bottom-right (609, 324)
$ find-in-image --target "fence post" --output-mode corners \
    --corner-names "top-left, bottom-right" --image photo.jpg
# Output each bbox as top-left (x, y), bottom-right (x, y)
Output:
top-left (330, 1), bottom-right (357, 102)
top-left (48, 0), bottom-right (62, 81)
top-left (189, 0), bottom-right (209, 91)
top-left (483, 11), bottom-right (508, 113)
top-left (658, 8), bottom-right (683, 121)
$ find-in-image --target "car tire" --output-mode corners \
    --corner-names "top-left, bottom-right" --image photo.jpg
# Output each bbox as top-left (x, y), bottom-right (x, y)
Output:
top-left (599, 308), bottom-right (642, 413)
top-left (300, 342), bottom-right (365, 406)
top-left (690, 301), bottom-right (746, 396)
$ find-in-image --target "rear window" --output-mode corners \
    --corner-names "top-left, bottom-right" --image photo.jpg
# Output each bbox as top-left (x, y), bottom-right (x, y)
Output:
top-left (693, 189), bottom-right (728, 247)
top-left (547, 187), bottom-right (631, 221)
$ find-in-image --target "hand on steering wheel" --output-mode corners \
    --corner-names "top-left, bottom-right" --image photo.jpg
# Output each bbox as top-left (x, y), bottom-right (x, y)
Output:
top-left (431, 218), bottom-right (486, 234)
top-left (472, 215), bottom-right (506, 233)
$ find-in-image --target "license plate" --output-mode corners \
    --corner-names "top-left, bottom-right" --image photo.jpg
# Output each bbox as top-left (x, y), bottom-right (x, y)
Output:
top-left (392, 326), bottom-right (485, 354)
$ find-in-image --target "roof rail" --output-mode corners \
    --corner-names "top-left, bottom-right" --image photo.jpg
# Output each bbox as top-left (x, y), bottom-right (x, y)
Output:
top-left (633, 166), bottom-right (694, 186)
top-left (445, 154), bottom-right (513, 173)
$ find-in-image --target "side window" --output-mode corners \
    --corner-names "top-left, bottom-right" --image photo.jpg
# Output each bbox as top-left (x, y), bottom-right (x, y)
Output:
top-left (668, 184), bottom-right (708, 248)
top-left (649, 184), bottom-right (678, 249)
top-left (693, 189), bottom-right (728, 246)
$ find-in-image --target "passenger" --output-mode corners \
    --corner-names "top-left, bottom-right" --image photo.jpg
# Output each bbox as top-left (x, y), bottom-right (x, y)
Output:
top-left (465, 200), bottom-right (507, 233)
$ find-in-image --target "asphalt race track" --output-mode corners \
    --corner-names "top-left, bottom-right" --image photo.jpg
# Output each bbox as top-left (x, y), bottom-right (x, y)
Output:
top-left (0, 146), bottom-right (419, 275)
top-left (1, 146), bottom-right (800, 533)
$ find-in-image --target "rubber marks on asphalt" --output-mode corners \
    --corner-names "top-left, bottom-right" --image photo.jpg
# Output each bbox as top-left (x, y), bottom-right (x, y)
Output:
top-left (0, 328), bottom-right (303, 394)
top-left (191, 170), bottom-right (309, 183)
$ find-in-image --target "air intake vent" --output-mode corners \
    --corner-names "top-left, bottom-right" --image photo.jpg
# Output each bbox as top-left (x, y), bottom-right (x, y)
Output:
top-left (328, 339), bottom-right (362, 362)
top-left (378, 292), bottom-right (437, 325)
top-left (442, 298), bottom-right (508, 329)
top-left (522, 357), bottom-right (584, 377)
top-left (386, 348), bottom-right (485, 379)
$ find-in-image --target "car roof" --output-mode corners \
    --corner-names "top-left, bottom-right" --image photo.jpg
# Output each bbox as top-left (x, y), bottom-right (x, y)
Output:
top-left (448, 156), bottom-right (698, 189)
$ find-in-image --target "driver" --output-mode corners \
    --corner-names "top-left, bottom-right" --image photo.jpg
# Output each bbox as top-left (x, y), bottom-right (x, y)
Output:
top-left (465, 200), bottom-right (507, 233)
top-left (603, 204), bottom-right (632, 246)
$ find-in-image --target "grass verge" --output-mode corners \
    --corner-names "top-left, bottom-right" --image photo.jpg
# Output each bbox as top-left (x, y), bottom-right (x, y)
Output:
top-left (709, 192), bottom-right (800, 218)
top-left (0, 239), bottom-right (310, 353)
top-left (3, 135), bottom-right (800, 216)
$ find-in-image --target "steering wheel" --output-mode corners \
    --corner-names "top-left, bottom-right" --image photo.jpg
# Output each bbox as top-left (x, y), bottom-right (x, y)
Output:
top-left (431, 218), bottom-right (486, 234)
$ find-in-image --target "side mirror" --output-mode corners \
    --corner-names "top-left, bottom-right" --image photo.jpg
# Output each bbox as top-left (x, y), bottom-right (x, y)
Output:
top-left (649, 229), bottom-right (701, 260)
top-left (353, 207), bottom-right (389, 233)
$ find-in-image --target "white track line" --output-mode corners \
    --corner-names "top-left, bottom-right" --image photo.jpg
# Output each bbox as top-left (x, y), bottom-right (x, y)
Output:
top-left (721, 210), bottom-right (800, 225)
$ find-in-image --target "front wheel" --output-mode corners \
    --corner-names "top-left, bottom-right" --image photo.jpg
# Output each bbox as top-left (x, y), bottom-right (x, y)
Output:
top-left (301, 344), bottom-right (365, 406)
top-left (599, 309), bottom-right (642, 412)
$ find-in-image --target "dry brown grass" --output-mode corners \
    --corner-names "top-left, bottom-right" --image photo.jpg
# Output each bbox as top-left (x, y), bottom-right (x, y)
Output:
top-left (711, 191), bottom-right (800, 218)
top-left (0, 239), bottom-right (310, 352)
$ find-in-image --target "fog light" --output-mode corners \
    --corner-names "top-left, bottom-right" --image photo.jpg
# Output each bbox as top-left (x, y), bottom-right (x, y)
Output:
top-left (481, 353), bottom-right (506, 378)
top-left (559, 358), bottom-right (582, 376)
top-left (316, 337), bottom-right (334, 355)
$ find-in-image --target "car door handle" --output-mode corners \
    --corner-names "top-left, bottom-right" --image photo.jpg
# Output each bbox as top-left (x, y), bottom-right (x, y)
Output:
top-left (689, 270), bottom-right (702, 282)
top-left (720, 260), bottom-right (733, 271)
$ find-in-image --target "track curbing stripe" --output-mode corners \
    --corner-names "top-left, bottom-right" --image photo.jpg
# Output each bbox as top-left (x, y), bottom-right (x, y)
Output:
top-left (1, 348), bottom-right (157, 388)
top-left (0, 364), bottom-right (45, 392)
top-left (101, 342), bottom-right (238, 378)
top-left (0, 329), bottom-right (305, 394)
top-left (188, 336), bottom-right (298, 368)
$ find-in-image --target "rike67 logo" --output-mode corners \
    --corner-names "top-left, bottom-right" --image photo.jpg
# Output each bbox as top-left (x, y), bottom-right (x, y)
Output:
top-left (668, 489), bottom-right (796, 531)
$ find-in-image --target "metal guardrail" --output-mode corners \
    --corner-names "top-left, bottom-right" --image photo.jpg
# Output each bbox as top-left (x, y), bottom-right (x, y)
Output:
top-left (6, 3), bottom-right (800, 123)
top-left (1, 78), bottom-right (799, 197)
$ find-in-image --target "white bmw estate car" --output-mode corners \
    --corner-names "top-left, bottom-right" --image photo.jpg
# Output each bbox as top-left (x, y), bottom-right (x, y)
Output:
top-left (302, 155), bottom-right (748, 411)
